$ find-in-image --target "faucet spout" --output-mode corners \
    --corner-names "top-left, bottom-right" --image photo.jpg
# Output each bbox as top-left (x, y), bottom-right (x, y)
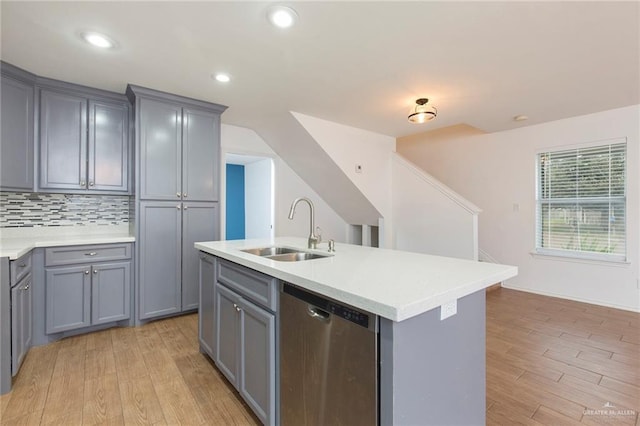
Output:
top-left (288, 197), bottom-right (319, 249)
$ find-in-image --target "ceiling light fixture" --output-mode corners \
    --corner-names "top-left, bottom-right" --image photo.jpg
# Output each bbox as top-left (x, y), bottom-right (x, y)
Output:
top-left (267, 5), bottom-right (298, 28)
top-left (408, 98), bottom-right (437, 124)
top-left (214, 73), bottom-right (231, 83)
top-left (513, 115), bottom-right (528, 122)
top-left (81, 31), bottom-right (115, 49)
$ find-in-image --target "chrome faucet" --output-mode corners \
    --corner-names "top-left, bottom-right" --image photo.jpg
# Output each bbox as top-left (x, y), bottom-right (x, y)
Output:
top-left (288, 197), bottom-right (319, 249)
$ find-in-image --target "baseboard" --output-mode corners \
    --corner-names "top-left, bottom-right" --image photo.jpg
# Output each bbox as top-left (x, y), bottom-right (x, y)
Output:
top-left (500, 284), bottom-right (640, 313)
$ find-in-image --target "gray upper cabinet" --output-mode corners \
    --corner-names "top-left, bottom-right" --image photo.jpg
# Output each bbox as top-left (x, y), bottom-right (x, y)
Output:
top-left (138, 98), bottom-right (182, 200)
top-left (38, 85), bottom-right (130, 194)
top-left (183, 108), bottom-right (220, 201)
top-left (0, 63), bottom-right (35, 191)
top-left (39, 90), bottom-right (87, 190)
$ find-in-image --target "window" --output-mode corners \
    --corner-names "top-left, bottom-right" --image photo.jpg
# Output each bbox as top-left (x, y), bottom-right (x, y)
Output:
top-left (536, 140), bottom-right (626, 261)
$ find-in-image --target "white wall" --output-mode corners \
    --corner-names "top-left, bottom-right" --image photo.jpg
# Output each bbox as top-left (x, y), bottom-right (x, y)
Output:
top-left (392, 153), bottom-right (480, 260)
top-left (221, 124), bottom-right (349, 243)
top-left (244, 158), bottom-right (273, 239)
top-left (397, 105), bottom-right (640, 312)
top-left (292, 112), bottom-right (396, 247)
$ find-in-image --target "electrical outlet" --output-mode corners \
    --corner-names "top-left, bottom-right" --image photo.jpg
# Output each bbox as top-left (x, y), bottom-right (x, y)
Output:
top-left (355, 164), bottom-right (362, 173)
top-left (440, 299), bottom-right (457, 320)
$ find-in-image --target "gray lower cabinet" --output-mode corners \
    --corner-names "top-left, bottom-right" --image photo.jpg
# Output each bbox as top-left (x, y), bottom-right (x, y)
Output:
top-left (39, 87), bottom-right (129, 193)
top-left (10, 273), bottom-right (32, 377)
top-left (138, 201), bottom-right (218, 320)
top-left (212, 260), bottom-right (276, 426)
top-left (0, 63), bottom-right (35, 191)
top-left (45, 244), bottom-right (132, 334)
top-left (198, 253), bottom-right (216, 357)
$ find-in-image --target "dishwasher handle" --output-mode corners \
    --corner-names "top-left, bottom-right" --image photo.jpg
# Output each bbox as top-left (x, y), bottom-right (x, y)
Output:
top-left (307, 305), bottom-right (330, 322)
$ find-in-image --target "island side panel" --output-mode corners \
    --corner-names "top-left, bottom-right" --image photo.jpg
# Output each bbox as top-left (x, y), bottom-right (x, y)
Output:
top-left (0, 257), bottom-right (10, 394)
top-left (380, 289), bottom-right (486, 425)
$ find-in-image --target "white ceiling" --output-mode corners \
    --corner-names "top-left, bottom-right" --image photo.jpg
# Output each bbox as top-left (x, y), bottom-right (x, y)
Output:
top-left (1, 1), bottom-right (638, 138)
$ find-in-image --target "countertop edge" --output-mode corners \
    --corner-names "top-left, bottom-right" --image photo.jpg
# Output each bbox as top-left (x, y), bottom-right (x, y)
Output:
top-left (1, 235), bottom-right (136, 260)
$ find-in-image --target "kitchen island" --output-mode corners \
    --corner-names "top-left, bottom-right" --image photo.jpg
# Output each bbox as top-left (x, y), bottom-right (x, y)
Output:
top-left (196, 237), bottom-right (517, 425)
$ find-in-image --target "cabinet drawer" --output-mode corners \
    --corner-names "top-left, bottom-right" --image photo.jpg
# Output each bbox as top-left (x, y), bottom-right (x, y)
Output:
top-left (218, 259), bottom-right (277, 312)
top-left (11, 251), bottom-right (32, 285)
top-left (45, 243), bottom-right (132, 266)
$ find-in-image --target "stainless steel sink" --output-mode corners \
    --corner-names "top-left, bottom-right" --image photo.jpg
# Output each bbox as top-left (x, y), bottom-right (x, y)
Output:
top-left (266, 252), bottom-right (331, 262)
top-left (240, 246), bottom-right (332, 262)
top-left (240, 246), bottom-right (299, 256)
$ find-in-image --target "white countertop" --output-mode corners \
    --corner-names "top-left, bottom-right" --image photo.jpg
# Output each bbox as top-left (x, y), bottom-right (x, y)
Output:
top-left (195, 237), bottom-right (518, 322)
top-left (0, 225), bottom-right (135, 259)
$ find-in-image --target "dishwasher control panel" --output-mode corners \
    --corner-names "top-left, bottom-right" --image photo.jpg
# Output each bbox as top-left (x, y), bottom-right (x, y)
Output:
top-left (282, 283), bottom-right (371, 329)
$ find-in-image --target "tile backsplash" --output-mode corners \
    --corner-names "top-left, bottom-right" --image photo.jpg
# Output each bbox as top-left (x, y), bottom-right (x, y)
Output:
top-left (0, 192), bottom-right (130, 228)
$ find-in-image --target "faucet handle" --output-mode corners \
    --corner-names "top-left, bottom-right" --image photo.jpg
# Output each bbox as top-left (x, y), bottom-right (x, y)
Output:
top-left (315, 226), bottom-right (322, 243)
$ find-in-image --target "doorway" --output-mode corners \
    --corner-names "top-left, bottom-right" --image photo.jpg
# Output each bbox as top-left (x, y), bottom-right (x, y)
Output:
top-left (224, 153), bottom-right (274, 240)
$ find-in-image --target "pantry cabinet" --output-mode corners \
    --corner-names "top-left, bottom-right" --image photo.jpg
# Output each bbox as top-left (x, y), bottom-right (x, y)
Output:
top-left (127, 85), bottom-right (226, 322)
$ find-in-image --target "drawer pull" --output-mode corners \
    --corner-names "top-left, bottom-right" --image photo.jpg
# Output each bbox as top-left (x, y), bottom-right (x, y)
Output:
top-left (22, 284), bottom-right (29, 291)
top-left (85, 270), bottom-right (90, 275)
top-left (85, 252), bottom-right (97, 256)
top-left (19, 263), bottom-right (27, 268)
top-left (233, 303), bottom-right (241, 312)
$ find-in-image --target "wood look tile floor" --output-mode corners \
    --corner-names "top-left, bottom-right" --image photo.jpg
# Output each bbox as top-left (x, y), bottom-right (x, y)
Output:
top-left (0, 288), bottom-right (638, 425)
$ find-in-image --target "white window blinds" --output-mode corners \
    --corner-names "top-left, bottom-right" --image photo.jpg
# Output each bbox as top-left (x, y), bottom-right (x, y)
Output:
top-left (536, 141), bottom-right (626, 261)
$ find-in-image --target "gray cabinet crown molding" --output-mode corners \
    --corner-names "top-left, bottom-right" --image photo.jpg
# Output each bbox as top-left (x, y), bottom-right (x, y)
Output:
top-left (0, 61), bottom-right (37, 83)
top-left (35, 76), bottom-right (128, 103)
top-left (125, 84), bottom-right (228, 114)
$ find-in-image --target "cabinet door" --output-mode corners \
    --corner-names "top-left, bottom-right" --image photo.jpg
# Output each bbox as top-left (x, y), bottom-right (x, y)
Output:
top-left (238, 297), bottom-right (276, 426)
top-left (139, 98), bottom-right (182, 200)
top-left (39, 90), bottom-right (87, 190)
top-left (215, 283), bottom-right (241, 387)
top-left (182, 108), bottom-right (220, 201)
top-left (198, 253), bottom-right (216, 357)
top-left (182, 202), bottom-right (219, 311)
top-left (1, 76), bottom-right (34, 191)
top-left (91, 261), bottom-right (131, 325)
top-left (10, 283), bottom-right (22, 376)
top-left (46, 265), bottom-right (91, 333)
top-left (138, 201), bottom-right (182, 319)
top-left (88, 100), bottom-right (129, 192)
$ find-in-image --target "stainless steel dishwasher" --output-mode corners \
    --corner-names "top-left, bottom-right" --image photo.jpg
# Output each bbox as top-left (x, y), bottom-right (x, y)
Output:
top-left (280, 283), bottom-right (378, 426)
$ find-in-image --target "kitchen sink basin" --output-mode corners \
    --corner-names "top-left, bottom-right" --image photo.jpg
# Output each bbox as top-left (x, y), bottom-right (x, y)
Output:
top-left (266, 252), bottom-right (331, 262)
top-left (241, 246), bottom-right (300, 256)
top-left (240, 246), bottom-right (332, 262)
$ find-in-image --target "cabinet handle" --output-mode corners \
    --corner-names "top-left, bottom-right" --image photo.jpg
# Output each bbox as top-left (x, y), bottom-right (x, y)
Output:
top-left (176, 205), bottom-right (181, 210)
top-left (176, 192), bottom-right (181, 198)
top-left (19, 263), bottom-right (26, 268)
top-left (22, 284), bottom-right (29, 291)
top-left (85, 252), bottom-right (97, 256)
top-left (233, 303), bottom-right (241, 312)
top-left (183, 205), bottom-right (188, 210)
top-left (89, 181), bottom-right (94, 187)
top-left (85, 270), bottom-right (90, 275)
top-left (94, 270), bottom-right (98, 274)
top-left (183, 193), bottom-right (187, 198)
top-left (80, 180), bottom-right (86, 187)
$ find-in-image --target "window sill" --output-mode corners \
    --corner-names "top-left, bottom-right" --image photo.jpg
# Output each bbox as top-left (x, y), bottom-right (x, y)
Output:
top-left (530, 251), bottom-right (630, 267)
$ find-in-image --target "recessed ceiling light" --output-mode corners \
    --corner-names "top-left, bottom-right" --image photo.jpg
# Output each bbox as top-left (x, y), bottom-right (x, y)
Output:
top-left (81, 32), bottom-right (115, 49)
top-left (213, 73), bottom-right (231, 83)
top-left (267, 5), bottom-right (298, 28)
top-left (514, 115), bottom-right (529, 122)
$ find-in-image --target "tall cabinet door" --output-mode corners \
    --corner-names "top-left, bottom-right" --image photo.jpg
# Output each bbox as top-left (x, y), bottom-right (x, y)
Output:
top-left (39, 90), bottom-right (87, 190)
top-left (182, 202), bottom-right (219, 311)
top-left (45, 265), bottom-right (91, 334)
top-left (138, 201), bottom-right (182, 319)
top-left (0, 76), bottom-right (34, 191)
top-left (215, 283), bottom-right (241, 387)
top-left (92, 261), bottom-right (131, 324)
top-left (139, 98), bottom-right (182, 200)
top-left (182, 108), bottom-right (220, 201)
top-left (88, 100), bottom-right (129, 192)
